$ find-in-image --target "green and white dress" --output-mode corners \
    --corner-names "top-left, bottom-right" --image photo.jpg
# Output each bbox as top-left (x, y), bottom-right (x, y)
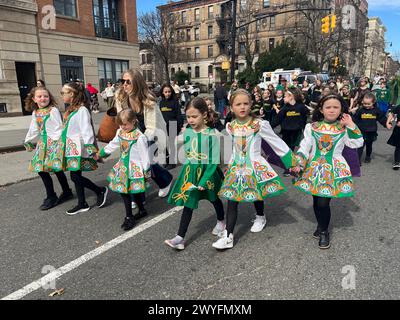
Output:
top-left (99, 128), bottom-right (151, 194)
top-left (293, 121), bottom-right (364, 198)
top-left (168, 127), bottom-right (224, 210)
top-left (219, 119), bottom-right (296, 202)
top-left (48, 106), bottom-right (98, 172)
top-left (24, 107), bottom-right (63, 173)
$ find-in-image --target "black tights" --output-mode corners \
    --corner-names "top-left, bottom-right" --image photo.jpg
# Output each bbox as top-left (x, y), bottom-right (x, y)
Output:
top-left (395, 146), bottom-right (400, 163)
top-left (38, 171), bottom-right (71, 199)
top-left (121, 193), bottom-right (145, 218)
top-left (177, 198), bottom-right (225, 238)
top-left (313, 196), bottom-right (332, 232)
top-left (70, 171), bottom-right (102, 206)
top-left (226, 200), bottom-right (264, 235)
top-left (358, 140), bottom-right (373, 160)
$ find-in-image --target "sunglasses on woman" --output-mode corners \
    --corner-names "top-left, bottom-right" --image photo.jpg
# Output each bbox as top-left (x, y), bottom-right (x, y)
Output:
top-left (121, 79), bottom-right (132, 85)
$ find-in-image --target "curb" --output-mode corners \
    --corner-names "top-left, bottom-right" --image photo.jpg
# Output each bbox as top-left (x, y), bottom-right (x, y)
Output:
top-left (0, 144), bottom-right (26, 153)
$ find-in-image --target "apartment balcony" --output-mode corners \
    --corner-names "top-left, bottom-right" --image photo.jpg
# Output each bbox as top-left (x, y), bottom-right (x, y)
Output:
top-left (94, 16), bottom-right (127, 41)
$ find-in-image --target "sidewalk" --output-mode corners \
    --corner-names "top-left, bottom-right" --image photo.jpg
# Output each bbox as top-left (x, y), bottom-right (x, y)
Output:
top-left (0, 112), bottom-right (105, 152)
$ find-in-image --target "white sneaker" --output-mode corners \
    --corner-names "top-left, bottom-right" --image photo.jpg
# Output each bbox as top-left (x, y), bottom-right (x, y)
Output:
top-left (250, 215), bottom-right (267, 233)
top-left (164, 236), bottom-right (185, 250)
top-left (212, 221), bottom-right (226, 237)
top-left (158, 181), bottom-right (173, 198)
top-left (212, 230), bottom-right (234, 250)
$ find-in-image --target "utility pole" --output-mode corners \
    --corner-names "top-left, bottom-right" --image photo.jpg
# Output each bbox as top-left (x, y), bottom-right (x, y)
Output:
top-left (230, 0), bottom-right (237, 83)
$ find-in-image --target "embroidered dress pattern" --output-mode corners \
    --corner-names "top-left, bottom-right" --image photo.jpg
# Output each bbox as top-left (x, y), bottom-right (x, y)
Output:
top-left (294, 121), bottom-right (364, 198)
top-left (219, 119), bottom-right (295, 202)
top-left (168, 127), bottom-right (224, 210)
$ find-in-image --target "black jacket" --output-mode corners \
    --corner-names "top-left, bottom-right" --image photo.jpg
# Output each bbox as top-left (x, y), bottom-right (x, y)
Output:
top-left (159, 97), bottom-right (183, 131)
top-left (271, 102), bottom-right (308, 131)
top-left (354, 106), bottom-right (387, 132)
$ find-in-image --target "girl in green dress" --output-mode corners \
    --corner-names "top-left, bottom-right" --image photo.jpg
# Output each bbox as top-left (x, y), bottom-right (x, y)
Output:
top-left (165, 97), bottom-right (225, 250)
top-left (213, 89), bottom-right (297, 250)
top-left (24, 87), bottom-right (73, 210)
top-left (291, 94), bottom-right (364, 249)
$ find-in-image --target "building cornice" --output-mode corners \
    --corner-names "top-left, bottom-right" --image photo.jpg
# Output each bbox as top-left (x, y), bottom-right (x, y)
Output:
top-left (0, 0), bottom-right (37, 13)
top-left (158, 0), bottom-right (227, 12)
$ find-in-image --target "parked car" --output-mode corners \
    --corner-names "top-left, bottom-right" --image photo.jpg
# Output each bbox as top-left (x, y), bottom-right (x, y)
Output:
top-left (297, 72), bottom-right (330, 85)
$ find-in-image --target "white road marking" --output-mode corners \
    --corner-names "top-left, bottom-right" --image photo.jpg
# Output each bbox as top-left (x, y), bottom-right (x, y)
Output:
top-left (1, 206), bottom-right (183, 300)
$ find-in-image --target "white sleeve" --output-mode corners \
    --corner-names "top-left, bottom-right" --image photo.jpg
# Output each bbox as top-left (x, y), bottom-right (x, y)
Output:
top-left (78, 107), bottom-right (95, 146)
top-left (103, 129), bottom-right (121, 155)
top-left (137, 134), bottom-right (151, 172)
top-left (46, 108), bottom-right (63, 140)
top-left (344, 126), bottom-right (364, 149)
top-left (24, 113), bottom-right (39, 143)
top-left (296, 123), bottom-right (313, 168)
top-left (259, 120), bottom-right (291, 158)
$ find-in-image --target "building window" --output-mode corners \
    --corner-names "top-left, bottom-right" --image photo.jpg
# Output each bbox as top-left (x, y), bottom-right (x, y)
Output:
top-left (208, 25), bottom-right (213, 39)
top-left (195, 66), bottom-right (200, 78)
top-left (187, 48), bottom-right (192, 60)
top-left (208, 45), bottom-right (213, 58)
top-left (141, 54), bottom-right (146, 65)
top-left (171, 68), bottom-right (176, 76)
top-left (98, 58), bottom-right (129, 90)
top-left (181, 11), bottom-right (187, 23)
top-left (240, 0), bottom-right (247, 12)
top-left (269, 38), bottom-right (275, 51)
top-left (93, 0), bottom-right (126, 41)
top-left (208, 6), bottom-right (214, 19)
top-left (60, 55), bottom-right (83, 84)
top-left (188, 66), bottom-right (192, 78)
top-left (270, 16), bottom-right (275, 31)
top-left (54, 0), bottom-right (77, 17)
top-left (263, 0), bottom-right (270, 8)
top-left (186, 28), bottom-right (191, 41)
top-left (255, 40), bottom-right (260, 53)
top-left (143, 70), bottom-right (153, 83)
top-left (195, 47), bottom-right (200, 59)
top-left (195, 28), bottom-right (200, 40)
top-left (239, 42), bottom-right (246, 55)
top-left (195, 8), bottom-right (200, 21)
top-left (147, 54), bottom-right (152, 64)
top-left (256, 20), bottom-right (261, 32)
top-left (208, 65), bottom-right (213, 77)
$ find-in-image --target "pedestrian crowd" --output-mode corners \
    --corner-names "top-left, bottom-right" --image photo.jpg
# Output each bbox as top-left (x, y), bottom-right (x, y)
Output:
top-left (22, 69), bottom-right (400, 252)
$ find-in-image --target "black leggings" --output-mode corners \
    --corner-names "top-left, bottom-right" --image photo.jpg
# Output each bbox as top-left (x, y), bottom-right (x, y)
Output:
top-left (177, 198), bottom-right (225, 238)
top-left (226, 200), bottom-right (264, 235)
top-left (313, 196), bottom-right (332, 232)
top-left (38, 171), bottom-right (71, 199)
top-left (395, 146), bottom-right (400, 163)
top-left (358, 131), bottom-right (376, 159)
top-left (70, 171), bottom-right (102, 206)
top-left (121, 193), bottom-right (145, 218)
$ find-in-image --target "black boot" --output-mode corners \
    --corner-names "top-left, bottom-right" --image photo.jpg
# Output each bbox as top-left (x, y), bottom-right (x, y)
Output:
top-left (121, 217), bottom-right (136, 231)
top-left (313, 226), bottom-right (322, 239)
top-left (39, 196), bottom-right (59, 210)
top-left (319, 231), bottom-right (330, 249)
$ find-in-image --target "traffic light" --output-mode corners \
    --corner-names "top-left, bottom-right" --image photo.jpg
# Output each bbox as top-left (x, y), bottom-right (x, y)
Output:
top-left (331, 14), bottom-right (337, 32)
top-left (321, 15), bottom-right (330, 34)
top-left (334, 57), bottom-right (339, 68)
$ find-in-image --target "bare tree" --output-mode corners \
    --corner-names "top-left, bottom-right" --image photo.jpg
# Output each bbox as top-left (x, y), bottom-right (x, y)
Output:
top-left (138, 9), bottom-right (178, 83)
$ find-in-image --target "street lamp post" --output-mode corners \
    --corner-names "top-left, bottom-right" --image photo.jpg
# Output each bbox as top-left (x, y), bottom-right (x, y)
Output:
top-left (230, 0), bottom-right (237, 83)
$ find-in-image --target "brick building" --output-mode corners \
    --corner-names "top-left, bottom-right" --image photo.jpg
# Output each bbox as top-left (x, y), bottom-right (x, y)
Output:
top-left (0, 0), bottom-right (139, 115)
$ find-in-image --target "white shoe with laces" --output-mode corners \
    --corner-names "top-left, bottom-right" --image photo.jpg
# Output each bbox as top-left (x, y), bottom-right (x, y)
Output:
top-left (164, 236), bottom-right (185, 250)
top-left (250, 215), bottom-right (267, 233)
top-left (158, 181), bottom-right (173, 198)
top-left (212, 230), bottom-right (234, 250)
top-left (212, 221), bottom-right (226, 237)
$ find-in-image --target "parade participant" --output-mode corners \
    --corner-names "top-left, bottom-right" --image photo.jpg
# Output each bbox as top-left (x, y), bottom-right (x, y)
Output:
top-left (301, 80), bottom-right (312, 106)
top-left (227, 81), bottom-right (239, 101)
top-left (214, 82), bottom-right (228, 117)
top-left (271, 89), bottom-right (285, 121)
top-left (261, 89), bottom-right (275, 122)
top-left (291, 94), bottom-right (364, 249)
top-left (159, 83), bottom-right (183, 169)
top-left (374, 80), bottom-right (391, 114)
top-left (311, 80), bottom-right (323, 106)
top-left (271, 87), bottom-right (308, 175)
top-left (49, 82), bottom-right (108, 215)
top-left (350, 77), bottom-right (370, 110)
top-left (96, 109), bottom-right (150, 231)
top-left (102, 81), bottom-right (115, 109)
top-left (350, 93), bottom-right (389, 164)
top-left (340, 85), bottom-right (351, 112)
top-left (24, 87), bottom-right (73, 210)
top-left (114, 69), bottom-right (173, 201)
top-left (250, 91), bottom-right (264, 117)
top-left (212, 89), bottom-right (296, 250)
top-left (204, 97), bottom-right (224, 132)
top-left (165, 97), bottom-right (225, 250)
top-left (387, 104), bottom-right (400, 170)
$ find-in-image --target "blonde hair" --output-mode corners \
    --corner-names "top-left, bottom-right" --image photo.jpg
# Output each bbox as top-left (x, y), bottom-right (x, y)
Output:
top-left (115, 68), bottom-right (156, 113)
top-left (116, 109), bottom-right (138, 126)
top-left (229, 89), bottom-right (255, 120)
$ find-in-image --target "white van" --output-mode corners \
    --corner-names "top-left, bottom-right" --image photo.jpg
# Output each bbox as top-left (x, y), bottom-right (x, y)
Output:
top-left (258, 69), bottom-right (303, 89)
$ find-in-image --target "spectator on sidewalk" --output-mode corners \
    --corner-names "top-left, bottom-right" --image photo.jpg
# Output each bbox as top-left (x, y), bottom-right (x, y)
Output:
top-left (214, 82), bottom-right (228, 118)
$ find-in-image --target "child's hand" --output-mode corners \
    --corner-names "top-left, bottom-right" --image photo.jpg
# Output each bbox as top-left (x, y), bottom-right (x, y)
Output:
top-left (93, 153), bottom-right (100, 161)
top-left (387, 122), bottom-right (393, 130)
top-left (198, 186), bottom-right (205, 191)
top-left (340, 113), bottom-right (355, 128)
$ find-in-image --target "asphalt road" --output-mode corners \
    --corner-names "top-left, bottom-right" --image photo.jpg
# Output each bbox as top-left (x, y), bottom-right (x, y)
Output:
top-left (0, 127), bottom-right (399, 300)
